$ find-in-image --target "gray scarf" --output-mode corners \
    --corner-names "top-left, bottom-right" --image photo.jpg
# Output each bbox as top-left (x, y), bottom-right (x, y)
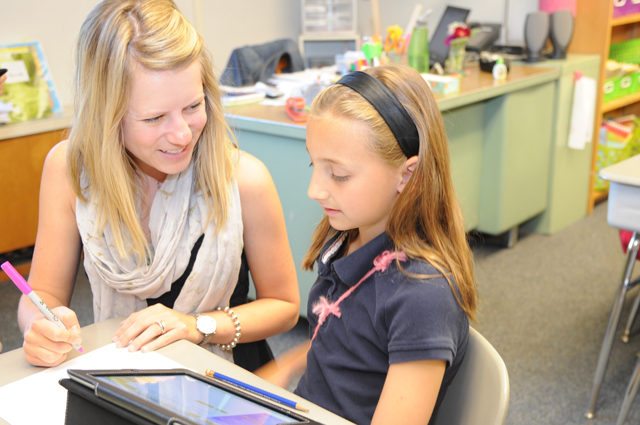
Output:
top-left (76, 163), bottom-right (243, 360)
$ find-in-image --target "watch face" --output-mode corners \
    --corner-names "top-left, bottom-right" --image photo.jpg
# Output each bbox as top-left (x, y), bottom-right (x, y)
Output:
top-left (197, 315), bottom-right (217, 335)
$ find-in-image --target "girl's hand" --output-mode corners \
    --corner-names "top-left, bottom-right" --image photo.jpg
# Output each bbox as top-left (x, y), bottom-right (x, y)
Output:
top-left (255, 359), bottom-right (296, 388)
top-left (255, 342), bottom-right (310, 388)
top-left (22, 306), bottom-right (82, 367)
top-left (113, 304), bottom-right (200, 352)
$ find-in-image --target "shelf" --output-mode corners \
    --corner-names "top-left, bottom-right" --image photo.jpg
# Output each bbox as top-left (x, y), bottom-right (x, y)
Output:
top-left (612, 13), bottom-right (640, 27)
top-left (602, 90), bottom-right (640, 113)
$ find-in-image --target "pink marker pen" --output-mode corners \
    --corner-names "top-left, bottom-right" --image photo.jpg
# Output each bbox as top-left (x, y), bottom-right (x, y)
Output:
top-left (1, 261), bottom-right (84, 353)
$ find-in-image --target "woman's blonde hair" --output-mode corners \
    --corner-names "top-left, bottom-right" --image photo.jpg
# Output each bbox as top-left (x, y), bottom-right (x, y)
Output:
top-left (68, 0), bottom-right (234, 263)
top-left (302, 65), bottom-right (477, 319)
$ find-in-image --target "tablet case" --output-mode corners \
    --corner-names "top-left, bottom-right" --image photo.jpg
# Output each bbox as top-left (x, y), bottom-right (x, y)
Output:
top-left (61, 374), bottom-right (324, 425)
top-left (60, 378), bottom-right (157, 425)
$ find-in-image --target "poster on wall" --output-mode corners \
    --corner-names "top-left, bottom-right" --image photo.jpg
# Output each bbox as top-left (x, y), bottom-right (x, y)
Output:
top-left (0, 41), bottom-right (62, 125)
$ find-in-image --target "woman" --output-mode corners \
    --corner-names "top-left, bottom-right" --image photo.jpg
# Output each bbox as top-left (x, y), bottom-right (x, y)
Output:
top-left (18, 0), bottom-right (299, 368)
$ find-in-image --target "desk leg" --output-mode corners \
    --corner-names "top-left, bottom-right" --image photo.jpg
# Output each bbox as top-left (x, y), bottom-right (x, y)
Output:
top-left (586, 232), bottom-right (639, 418)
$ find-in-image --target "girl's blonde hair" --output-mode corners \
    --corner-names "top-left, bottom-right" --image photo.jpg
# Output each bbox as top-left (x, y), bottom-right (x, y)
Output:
top-left (68, 0), bottom-right (234, 263)
top-left (302, 65), bottom-right (477, 319)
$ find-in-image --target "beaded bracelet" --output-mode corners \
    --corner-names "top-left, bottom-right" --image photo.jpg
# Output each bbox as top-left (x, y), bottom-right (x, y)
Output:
top-left (216, 306), bottom-right (241, 351)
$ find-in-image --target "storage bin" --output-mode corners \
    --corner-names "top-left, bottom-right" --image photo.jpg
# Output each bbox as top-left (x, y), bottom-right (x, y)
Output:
top-left (613, 0), bottom-right (640, 18)
top-left (609, 38), bottom-right (640, 65)
top-left (302, 0), bottom-right (356, 34)
top-left (595, 120), bottom-right (637, 191)
top-left (603, 73), bottom-right (635, 103)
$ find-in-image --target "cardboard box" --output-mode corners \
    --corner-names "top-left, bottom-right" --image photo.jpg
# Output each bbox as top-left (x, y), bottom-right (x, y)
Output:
top-left (421, 73), bottom-right (460, 95)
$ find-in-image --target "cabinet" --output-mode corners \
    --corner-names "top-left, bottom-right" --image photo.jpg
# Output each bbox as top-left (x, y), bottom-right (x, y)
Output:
top-left (0, 129), bottom-right (66, 255)
top-left (0, 110), bottom-right (71, 280)
top-left (569, 3), bottom-right (640, 213)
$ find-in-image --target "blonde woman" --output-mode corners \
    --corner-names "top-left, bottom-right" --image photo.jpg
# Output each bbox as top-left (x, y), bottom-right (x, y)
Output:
top-left (18, 0), bottom-right (299, 369)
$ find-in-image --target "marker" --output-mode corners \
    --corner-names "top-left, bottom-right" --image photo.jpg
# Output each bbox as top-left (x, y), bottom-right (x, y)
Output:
top-left (205, 369), bottom-right (308, 412)
top-left (1, 261), bottom-right (84, 353)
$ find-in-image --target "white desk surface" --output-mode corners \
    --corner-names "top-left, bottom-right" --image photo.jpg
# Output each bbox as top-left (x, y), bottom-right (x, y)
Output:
top-left (0, 319), bottom-right (353, 425)
top-left (599, 154), bottom-right (640, 186)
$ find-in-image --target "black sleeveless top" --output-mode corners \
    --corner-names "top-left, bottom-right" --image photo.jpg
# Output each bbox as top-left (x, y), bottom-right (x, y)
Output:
top-left (146, 234), bottom-right (273, 371)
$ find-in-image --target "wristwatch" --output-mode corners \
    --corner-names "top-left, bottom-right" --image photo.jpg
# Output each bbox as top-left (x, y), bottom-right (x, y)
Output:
top-left (195, 314), bottom-right (217, 345)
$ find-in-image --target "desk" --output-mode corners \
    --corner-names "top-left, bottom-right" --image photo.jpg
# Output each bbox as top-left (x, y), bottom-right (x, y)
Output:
top-left (0, 319), bottom-right (353, 425)
top-left (227, 60), bottom-right (604, 315)
top-left (586, 154), bottom-right (640, 418)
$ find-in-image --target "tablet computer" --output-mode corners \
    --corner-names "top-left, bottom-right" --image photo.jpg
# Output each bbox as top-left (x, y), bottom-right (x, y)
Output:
top-left (66, 368), bottom-right (323, 425)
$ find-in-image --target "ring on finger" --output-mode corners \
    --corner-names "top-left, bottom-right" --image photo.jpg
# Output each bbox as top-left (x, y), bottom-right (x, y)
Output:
top-left (155, 320), bottom-right (166, 335)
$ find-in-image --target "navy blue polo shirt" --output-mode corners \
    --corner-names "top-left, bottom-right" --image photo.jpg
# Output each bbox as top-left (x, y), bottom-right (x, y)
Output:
top-left (295, 232), bottom-right (469, 425)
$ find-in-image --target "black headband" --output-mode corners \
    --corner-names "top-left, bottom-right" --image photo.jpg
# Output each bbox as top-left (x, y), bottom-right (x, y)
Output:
top-left (336, 71), bottom-right (420, 158)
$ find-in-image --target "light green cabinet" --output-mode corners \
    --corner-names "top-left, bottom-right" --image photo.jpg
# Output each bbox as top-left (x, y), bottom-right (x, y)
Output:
top-left (528, 55), bottom-right (600, 234)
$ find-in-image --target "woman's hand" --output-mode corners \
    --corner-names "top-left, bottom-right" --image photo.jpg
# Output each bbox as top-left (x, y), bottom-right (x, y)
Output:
top-left (22, 306), bottom-right (82, 367)
top-left (113, 304), bottom-right (200, 352)
top-left (0, 71), bottom-right (7, 95)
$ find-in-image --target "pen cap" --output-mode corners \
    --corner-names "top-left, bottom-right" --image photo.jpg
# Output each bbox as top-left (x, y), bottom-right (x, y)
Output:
top-left (1, 261), bottom-right (32, 295)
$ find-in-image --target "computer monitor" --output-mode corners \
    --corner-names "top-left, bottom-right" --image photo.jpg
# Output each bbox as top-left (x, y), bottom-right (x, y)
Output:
top-left (429, 6), bottom-right (471, 67)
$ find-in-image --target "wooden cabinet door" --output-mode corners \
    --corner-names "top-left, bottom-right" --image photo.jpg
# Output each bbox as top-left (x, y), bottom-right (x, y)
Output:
top-left (0, 129), bottom-right (67, 253)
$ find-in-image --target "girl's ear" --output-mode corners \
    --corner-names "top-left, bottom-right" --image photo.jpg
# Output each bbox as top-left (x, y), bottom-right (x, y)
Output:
top-left (397, 155), bottom-right (418, 193)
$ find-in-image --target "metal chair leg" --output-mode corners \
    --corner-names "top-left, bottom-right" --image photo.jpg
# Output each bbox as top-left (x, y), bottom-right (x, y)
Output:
top-left (616, 354), bottom-right (640, 425)
top-left (586, 232), bottom-right (640, 419)
top-left (622, 279), bottom-right (640, 343)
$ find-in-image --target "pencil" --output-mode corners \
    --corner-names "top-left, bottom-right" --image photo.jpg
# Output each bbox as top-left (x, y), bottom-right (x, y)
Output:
top-left (204, 369), bottom-right (309, 412)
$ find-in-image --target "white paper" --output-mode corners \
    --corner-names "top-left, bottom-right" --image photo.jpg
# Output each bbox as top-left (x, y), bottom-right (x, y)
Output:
top-left (0, 61), bottom-right (30, 84)
top-left (0, 344), bottom-right (184, 425)
top-left (567, 75), bottom-right (597, 150)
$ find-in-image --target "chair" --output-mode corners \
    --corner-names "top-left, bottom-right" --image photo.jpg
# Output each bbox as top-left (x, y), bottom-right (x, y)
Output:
top-left (616, 353), bottom-right (640, 425)
top-left (586, 231), bottom-right (640, 418)
top-left (612, 231), bottom-right (640, 425)
top-left (619, 230), bottom-right (640, 343)
top-left (431, 327), bottom-right (510, 425)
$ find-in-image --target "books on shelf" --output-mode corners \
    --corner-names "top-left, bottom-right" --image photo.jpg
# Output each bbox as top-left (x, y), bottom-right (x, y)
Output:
top-left (595, 114), bottom-right (640, 191)
top-left (0, 41), bottom-right (62, 124)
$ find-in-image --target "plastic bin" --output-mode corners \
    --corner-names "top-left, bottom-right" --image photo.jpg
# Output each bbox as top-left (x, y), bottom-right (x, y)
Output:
top-left (604, 73), bottom-right (635, 103)
top-left (609, 38), bottom-right (640, 65)
top-left (302, 0), bottom-right (356, 34)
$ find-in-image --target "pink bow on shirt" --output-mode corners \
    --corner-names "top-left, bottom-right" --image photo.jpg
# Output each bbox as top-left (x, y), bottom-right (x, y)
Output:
top-left (310, 250), bottom-right (407, 341)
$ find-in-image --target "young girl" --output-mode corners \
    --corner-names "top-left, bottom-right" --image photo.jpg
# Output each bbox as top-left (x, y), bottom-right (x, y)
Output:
top-left (258, 65), bottom-right (477, 424)
top-left (17, 0), bottom-right (299, 369)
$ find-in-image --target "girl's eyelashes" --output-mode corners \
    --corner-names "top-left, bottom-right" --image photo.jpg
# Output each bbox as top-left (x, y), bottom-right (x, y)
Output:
top-left (331, 173), bottom-right (349, 182)
top-left (307, 159), bottom-right (349, 181)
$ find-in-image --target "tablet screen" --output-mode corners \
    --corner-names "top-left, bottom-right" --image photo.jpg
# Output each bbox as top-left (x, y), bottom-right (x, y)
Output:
top-left (94, 373), bottom-right (301, 425)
